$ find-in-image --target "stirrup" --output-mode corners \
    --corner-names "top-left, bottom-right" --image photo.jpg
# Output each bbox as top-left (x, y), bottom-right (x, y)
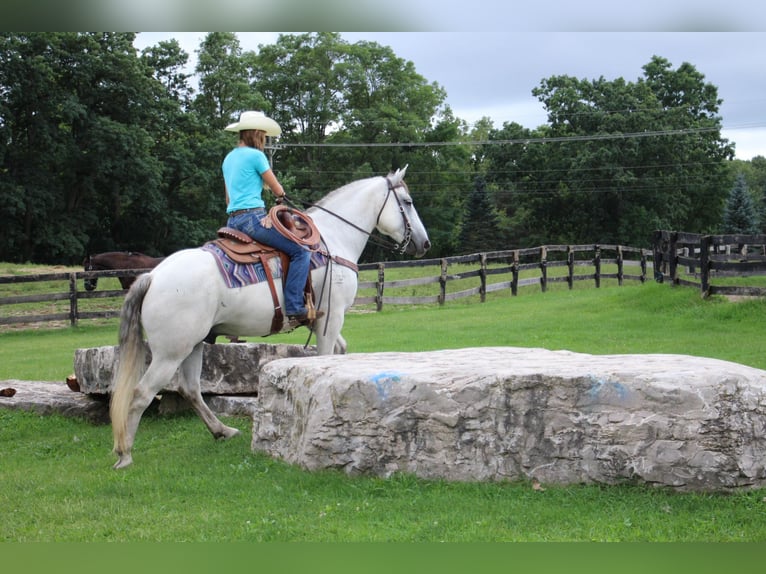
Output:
top-left (288, 310), bottom-right (325, 327)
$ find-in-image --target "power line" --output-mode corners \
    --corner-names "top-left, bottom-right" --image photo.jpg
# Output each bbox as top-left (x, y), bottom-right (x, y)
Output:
top-left (271, 126), bottom-right (720, 149)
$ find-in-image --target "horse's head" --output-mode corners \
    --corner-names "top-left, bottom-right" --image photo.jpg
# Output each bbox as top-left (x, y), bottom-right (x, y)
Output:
top-left (82, 254), bottom-right (98, 291)
top-left (376, 166), bottom-right (431, 258)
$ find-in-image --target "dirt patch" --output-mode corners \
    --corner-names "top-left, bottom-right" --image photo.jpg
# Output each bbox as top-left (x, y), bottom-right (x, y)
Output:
top-left (723, 295), bottom-right (764, 303)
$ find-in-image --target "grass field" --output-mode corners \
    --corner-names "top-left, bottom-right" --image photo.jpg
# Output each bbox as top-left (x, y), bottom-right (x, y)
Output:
top-left (2, 264), bottom-right (766, 542)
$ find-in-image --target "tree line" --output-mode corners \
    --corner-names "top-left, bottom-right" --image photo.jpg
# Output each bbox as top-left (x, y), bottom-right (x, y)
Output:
top-left (1, 32), bottom-right (764, 265)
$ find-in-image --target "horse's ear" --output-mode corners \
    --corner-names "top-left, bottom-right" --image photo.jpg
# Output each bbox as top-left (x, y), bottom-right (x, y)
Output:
top-left (391, 164), bottom-right (408, 184)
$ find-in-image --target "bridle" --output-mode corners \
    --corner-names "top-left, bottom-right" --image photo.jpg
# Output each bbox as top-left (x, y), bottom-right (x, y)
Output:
top-left (376, 176), bottom-right (414, 255)
top-left (297, 175), bottom-right (414, 255)
top-left (289, 175), bottom-right (416, 344)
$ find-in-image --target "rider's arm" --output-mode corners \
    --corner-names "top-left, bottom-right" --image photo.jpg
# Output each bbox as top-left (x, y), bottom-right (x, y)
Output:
top-left (262, 169), bottom-right (286, 199)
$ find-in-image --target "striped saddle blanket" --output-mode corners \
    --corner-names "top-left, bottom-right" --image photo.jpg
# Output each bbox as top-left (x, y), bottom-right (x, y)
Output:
top-left (201, 242), bottom-right (327, 289)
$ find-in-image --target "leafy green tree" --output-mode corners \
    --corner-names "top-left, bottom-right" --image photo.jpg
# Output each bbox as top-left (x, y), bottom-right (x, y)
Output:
top-left (401, 107), bottom-right (473, 258)
top-left (7, 34), bottom-right (753, 266)
top-left (457, 175), bottom-right (503, 254)
top-left (248, 32), bottom-right (350, 200)
top-left (248, 33), bottom-right (458, 260)
top-left (193, 32), bottom-right (266, 127)
top-left (721, 172), bottom-right (760, 234)
top-left (730, 156), bottom-right (766, 233)
top-left (476, 122), bottom-right (549, 245)
top-left (481, 56), bottom-right (733, 249)
top-left (0, 33), bottom-right (163, 262)
top-left (137, 38), bottom-right (229, 253)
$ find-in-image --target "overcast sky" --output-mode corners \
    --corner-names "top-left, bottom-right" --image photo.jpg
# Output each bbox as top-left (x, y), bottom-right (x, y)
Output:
top-left (134, 31), bottom-right (766, 161)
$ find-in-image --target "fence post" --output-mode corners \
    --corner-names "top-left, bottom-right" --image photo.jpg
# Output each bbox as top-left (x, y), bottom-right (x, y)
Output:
top-left (480, 253), bottom-right (487, 303)
top-left (539, 247), bottom-right (547, 293)
top-left (651, 230), bottom-right (665, 282)
top-left (617, 245), bottom-right (624, 286)
top-left (566, 245), bottom-right (574, 289)
top-left (376, 263), bottom-right (385, 312)
top-left (511, 250), bottom-right (519, 296)
top-left (69, 273), bottom-right (78, 326)
top-left (669, 232), bottom-right (679, 285)
top-left (594, 245), bottom-right (601, 288)
top-left (640, 250), bottom-right (647, 283)
top-left (439, 258), bottom-right (448, 305)
top-left (699, 235), bottom-right (711, 297)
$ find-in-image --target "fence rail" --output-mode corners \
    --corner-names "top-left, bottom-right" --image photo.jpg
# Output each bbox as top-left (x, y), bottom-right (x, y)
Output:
top-left (6, 232), bottom-right (762, 329)
top-left (652, 231), bottom-right (766, 298)
top-left (356, 244), bottom-right (652, 310)
top-left (1, 245), bottom-right (653, 327)
top-left (0, 269), bottom-right (148, 327)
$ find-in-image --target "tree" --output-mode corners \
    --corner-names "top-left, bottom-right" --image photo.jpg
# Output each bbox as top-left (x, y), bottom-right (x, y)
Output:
top-left (0, 33), bottom-right (164, 262)
top-left (721, 172), bottom-right (759, 234)
top-left (248, 33), bottom-right (457, 260)
top-left (730, 156), bottom-right (766, 233)
top-left (457, 176), bottom-right (503, 254)
top-left (0, 32), bottom-right (470, 264)
top-left (480, 56), bottom-right (734, 249)
top-left (193, 32), bottom-right (265, 127)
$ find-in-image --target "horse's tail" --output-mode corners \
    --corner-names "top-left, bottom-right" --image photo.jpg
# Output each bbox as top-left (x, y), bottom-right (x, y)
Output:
top-left (110, 273), bottom-right (152, 455)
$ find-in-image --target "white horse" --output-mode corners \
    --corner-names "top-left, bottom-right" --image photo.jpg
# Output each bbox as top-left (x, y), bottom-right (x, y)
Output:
top-left (110, 167), bottom-right (430, 469)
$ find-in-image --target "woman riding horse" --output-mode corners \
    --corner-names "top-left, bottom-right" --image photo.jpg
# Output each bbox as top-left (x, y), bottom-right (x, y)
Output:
top-left (222, 111), bottom-right (313, 325)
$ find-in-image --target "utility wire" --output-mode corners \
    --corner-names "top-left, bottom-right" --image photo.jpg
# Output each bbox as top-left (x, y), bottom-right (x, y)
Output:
top-left (269, 126), bottom-right (720, 149)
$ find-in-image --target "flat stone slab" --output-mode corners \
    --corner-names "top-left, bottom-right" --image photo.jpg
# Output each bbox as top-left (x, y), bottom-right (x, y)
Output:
top-left (251, 346), bottom-right (766, 491)
top-left (0, 379), bottom-right (110, 423)
top-left (74, 342), bottom-right (316, 395)
top-left (0, 379), bottom-right (259, 423)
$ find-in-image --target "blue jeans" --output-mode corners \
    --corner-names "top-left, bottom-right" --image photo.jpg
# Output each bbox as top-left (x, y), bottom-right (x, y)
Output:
top-left (227, 209), bottom-right (311, 316)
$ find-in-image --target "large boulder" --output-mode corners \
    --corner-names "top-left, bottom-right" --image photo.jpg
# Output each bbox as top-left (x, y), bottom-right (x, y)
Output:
top-left (74, 342), bottom-right (316, 395)
top-left (251, 346), bottom-right (766, 491)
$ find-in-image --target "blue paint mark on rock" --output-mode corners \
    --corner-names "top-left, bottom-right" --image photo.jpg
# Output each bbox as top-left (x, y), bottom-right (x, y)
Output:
top-left (586, 375), bottom-right (628, 400)
top-left (369, 371), bottom-right (403, 400)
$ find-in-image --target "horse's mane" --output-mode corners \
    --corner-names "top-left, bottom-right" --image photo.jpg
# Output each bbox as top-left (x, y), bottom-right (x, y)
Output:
top-left (314, 175), bottom-right (382, 208)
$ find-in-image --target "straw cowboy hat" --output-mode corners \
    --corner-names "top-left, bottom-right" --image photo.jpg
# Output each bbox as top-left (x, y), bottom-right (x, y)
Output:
top-left (224, 111), bottom-right (282, 136)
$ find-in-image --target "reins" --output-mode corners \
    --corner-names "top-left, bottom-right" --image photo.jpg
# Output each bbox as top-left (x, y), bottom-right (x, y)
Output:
top-left (283, 176), bottom-right (414, 255)
top-left (281, 175), bottom-right (414, 347)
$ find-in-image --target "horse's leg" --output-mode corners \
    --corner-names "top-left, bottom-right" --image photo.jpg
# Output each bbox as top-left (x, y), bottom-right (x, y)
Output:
top-left (114, 358), bottom-right (180, 469)
top-left (334, 334), bottom-right (348, 355)
top-left (177, 342), bottom-right (240, 440)
top-left (314, 270), bottom-right (355, 355)
top-left (314, 309), bottom-right (349, 355)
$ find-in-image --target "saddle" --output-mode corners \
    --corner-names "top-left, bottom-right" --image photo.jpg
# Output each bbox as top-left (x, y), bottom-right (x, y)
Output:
top-left (212, 206), bottom-right (321, 334)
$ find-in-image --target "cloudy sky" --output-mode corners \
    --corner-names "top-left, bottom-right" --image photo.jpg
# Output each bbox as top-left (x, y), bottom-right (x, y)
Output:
top-left (134, 31), bottom-right (766, 160)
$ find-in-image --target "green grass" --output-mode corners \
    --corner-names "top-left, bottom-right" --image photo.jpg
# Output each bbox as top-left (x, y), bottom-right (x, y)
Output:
top-left (2, 273), bottom-right (766, 542)
top-left (3, 408), bottom-right (766, 542)
top-left (272, 281), bottom-right (766, 370)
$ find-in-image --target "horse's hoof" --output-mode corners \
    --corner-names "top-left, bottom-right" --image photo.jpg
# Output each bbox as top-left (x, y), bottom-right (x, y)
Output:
top-left (217, 426), bottom-right (240, 440)
top-left (113, 454), bottom-right (133, 470)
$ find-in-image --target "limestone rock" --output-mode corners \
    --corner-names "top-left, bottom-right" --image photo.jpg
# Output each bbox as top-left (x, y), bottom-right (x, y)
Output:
top-left (0, 379), bottom-right (109, 423)
top-left (251, 346), bottom-right (766, 491)
top-left (74, 342), bottom-right (316, 395)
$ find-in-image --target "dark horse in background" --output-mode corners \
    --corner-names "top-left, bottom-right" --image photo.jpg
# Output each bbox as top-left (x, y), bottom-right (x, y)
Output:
top-left (83, 251), bottom-right (165, 291)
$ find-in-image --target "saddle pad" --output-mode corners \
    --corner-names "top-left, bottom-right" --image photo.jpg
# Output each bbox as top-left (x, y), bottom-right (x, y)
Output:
top-left (202, 242), bottom-right (329, 289)
top-left (202, 242), bottom-right (277, 288)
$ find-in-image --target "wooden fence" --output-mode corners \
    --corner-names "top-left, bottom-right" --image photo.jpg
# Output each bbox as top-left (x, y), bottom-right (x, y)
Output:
top-left (652, 230), bottom-right (766, 298)
top-left (355, 244), bottom-right (651, 310)
top-left (0, 245), bottom-right (652, 327)
top-left (0, 268), bottom-right (146, 327)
